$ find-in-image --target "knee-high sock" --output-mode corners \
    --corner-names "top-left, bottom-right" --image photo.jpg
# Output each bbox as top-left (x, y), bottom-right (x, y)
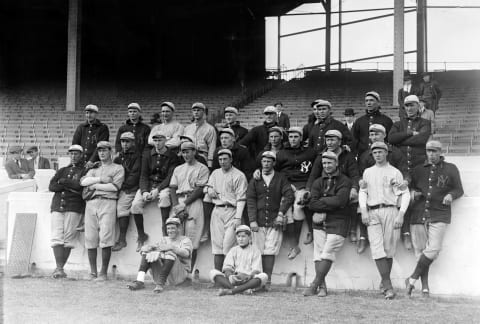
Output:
top-left (118, 216), bottom-right (130, 242)
top-left (421, 265), bottom-right (430, 290)
top-left (387, 257), bottom-right (393, 273)
top-left (100, 247), bottom-right (112, 275)
top-left (157, 259), bottom-right (175, 285)
top-left (53, 245), bottom-right (64, 269)
top-left (359, 221), bottom-right (368, 239)
top-left (214, 254), bottom-right (225, 271)
top-left (133, 213), bottom-right (145, 237)
top-left (375, 257), bottom-right (392, 290)
top-left (304, 209), bottom-right (313, 233)
top-left (191, 249), bottom-right (198, 270)
top-left (87, 248), bottom-right (98, 274)
top-left (138, 255), bottom-right (151, 273)
top-left (232, 278), bottom-right (262, 294)
top-left (411, 253), bottom-right (433, 280)
top-left (160, 207), bottom-right (170, 236)
top-left (63, 247), bottom-right (72, 268)
top-left (262, 255), bottom-right (275, 281)
top-left (214, 274), bottom-right (233, 289)
top-left (292, 220), bottom-right (303, 246)
top-left (312, 260), bottom-right (332, 286)
top-left (203, 202), bottom-right (214, 235)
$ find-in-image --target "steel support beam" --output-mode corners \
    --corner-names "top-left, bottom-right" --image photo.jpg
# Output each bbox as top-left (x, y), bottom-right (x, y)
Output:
top-left (66, 0), bottom-right (81, 112)
top-left (417, 0), bottom-right (427, 74)
top-left (323, 0), bottom-right (331, 73)
top-left (393, 0), bottom-right (404, 106)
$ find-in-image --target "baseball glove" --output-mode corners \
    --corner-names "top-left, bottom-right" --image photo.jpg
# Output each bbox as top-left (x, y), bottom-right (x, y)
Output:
top-left (175, 210), bottom-right (189, 222)
top-left (229, 273), bottom-right (251, 285)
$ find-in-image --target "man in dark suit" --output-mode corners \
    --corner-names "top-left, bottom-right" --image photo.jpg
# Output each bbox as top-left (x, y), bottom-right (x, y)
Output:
top-left (418, 72), bottom-right (442, 113)
top-left (398, 74), bottom-right (417, 119)
top-left (343, 108), bottom-right (356, 133)
top-left (4, 146), bottom-right (35, 179)
top-left (26, 146), bottom-right (51, 169)
top-left (275, 102), bottom-right (290, 130)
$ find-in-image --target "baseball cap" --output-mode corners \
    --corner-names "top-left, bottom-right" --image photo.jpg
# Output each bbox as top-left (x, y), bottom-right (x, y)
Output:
top-left (8, 145), bottom-right (22, 154)
top-left (224, 106), bottom-right (239, 115)
top-left (179, 135), bottom-right (194, 143)
top-left (26, 146), bottom-right (39, 153)
top-left (235, 225), bottom-right (251, 235)
top-left (404, 95), bottom-right (420, 104)
top-left (120, 132), bottom-right (135, 141)
top-left (161, 101), bottom-right (175, 111)
top-left (344, 108), bottom-right (355, 116)
top-left (325, 129), bottom-right (342, 139)
top-left (370, 141), bottom-right (388, 151)
top-left (268, 126), bottom-right (284, 135)
top-left (151, 129), bottom-right (167, 140)
top-left (321, 151), bottom-right (338, 162)
top-left (261, 151), bottom-right (276, 161)
top-left (68, 144), bottom-right (84, 153)
top-left (180, 141), bottom-right (196, 151)
top-left (369, 124), bottom-right (386, 134)
top-left (263, 106), bottom-right (277, 114)
top-left (365, 91), bottom-right (381, 102)
top-left (217, 148), bottom-right (232, 157)
top-left (165, 217), bottom-right (182, 226)
top-left (192, 102), bottom-right (206, 110)
top-left (426, 140), bottom-right (442, 151)
top-left (286, 126), bottom-right (303, 137)
top-left (219, 128), bottom-right (235, 137)
top-left (85, 104), bottom-right (99, 113)
top-left (127, 103), bottom-right (141, 111)
top-left (97, 141), bottom-right (112, 150)
top-left (311, 99), bottom-right (332, 108)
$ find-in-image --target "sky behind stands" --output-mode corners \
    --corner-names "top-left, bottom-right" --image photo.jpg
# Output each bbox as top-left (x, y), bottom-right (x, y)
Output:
top-left (265, 0), bottom-right (480, 73)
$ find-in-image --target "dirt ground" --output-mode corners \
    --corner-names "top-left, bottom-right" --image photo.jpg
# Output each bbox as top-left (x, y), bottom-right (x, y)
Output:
top-left (2, 276), bottom-right (480, 324)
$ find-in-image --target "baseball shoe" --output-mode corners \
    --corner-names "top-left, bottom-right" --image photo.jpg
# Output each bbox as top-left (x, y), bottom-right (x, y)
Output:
top-left (127, 280), bottom-right (145, 291)
top-left (402, 234), bottom-right (413, 250)
top-left (52, 268), bottom-right (67, 279)
top-left (287, 246), bottom-right (301, 260)
top-left (200, 232), bottom-right (209, 243)
top-left (303, 284), bottom-right (318, 297)
top-left (94, 273), bottom-right (108, 282)
top-left (379, 281), bottom-right (385, 294)
top-left (218, 288), bottom-right (233, 296)
top-left (422, 289), bottom-right (430, 298)
top-left (317, 287), bottom-right (328, 297)
top-left (349, 231), bottom-right (358, 243)
top-left (384, 289), bottom-right (396, 300)
top-left (136, 233), bottom-right (149, 252)
top-left (303, 232), bottom-right (313, 245)
top-left (76, 223), bottom-right (85, 232)
top-left (242, 289), bottom-right (254, 295)
top-left (405, 278), bottom-right (415, 297)
top-left (112, 240), bottom-right (127, 252)
top-left (88, 272), bottom-right (98, 280)
top-left (357, 238), bottom-right (367, 254)
top-left (153, 284), bottom-right (164, 293)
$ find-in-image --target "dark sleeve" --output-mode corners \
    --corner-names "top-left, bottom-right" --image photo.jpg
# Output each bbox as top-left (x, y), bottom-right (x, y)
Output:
top-left (388, 121), bottom-right (409, 145)
top-left (285, 115), bottom-right (290, 129)
top-left (399, 120), bottom-right (431, 146)
top-left (49, 169), bottom-right (66, 192)
top-left (157, 155), bottom-right (180, 191)
top-left (345, 156), bottom-right (360, 190)
top-left (384, 117), bottom-right (394, 136)
top-left (5, 162), bottom-right (21, 179)
top-left (72, 125), bottom-right (82, 145)
top-left (357, 151), bottom-right (370, 176)
top-left (246, 179), bottom-right (258, 223)
top-left (115, 126), bottom-right (123, 153)
top-left (390, 149), bottom-right (410, 182)
top-left (309, 177), bottom-right (351, 212)
top-left (122, 156), bottom-right (142, 190)
top-left (351, 119), bottom-right (361, 153)
top-left (448, 164), bottom-right (464, 200)
top-left (279, 176), bottom-right (294, 214)
top-left (183, 187), bottom-right (204, 206)
top-left (212, 150), bottom-right (220, 170)
top-left (238, 128), bottom-right (256, 148)
top-left (306, 154), bottom-right (322, 191)
top-left (434, 81), bottom-right (442, 100)
top-left (397, 89), bottom-right (403, 106)
top-left (239, 148), bottom-right (255, 179)
top-left (139, 153), bottom-right (151, 193)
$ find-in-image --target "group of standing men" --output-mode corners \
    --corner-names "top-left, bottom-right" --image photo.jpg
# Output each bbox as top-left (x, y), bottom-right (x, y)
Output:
top-left (48, 83), bottom-right (462, 299)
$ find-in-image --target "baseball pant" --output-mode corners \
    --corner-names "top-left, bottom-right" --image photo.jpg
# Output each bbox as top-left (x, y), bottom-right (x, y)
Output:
top-left (117, 191), bottom-right (136, 217)
top-left (285, 188), bottom-right (307, 224)
top-left (252, 227), bottom-right (283, 256)
top-left (313, 229), bottom-right (345, 262)
top-left (150, 258), bottom-right (189, 286)
top-left (51, 211), bottom-right (82, 248)
top-left (172, 196), bottom-right (204, 249)
top-left (410, 222), bottom-right (447, 260)
top-left (211, 206), bottom-right (237, 255)
top-left (84, 199), bottom-right (117, 249)
top-left (209, 269), bottom-right (269, 286)
top-left (367, 206), bottom-right (400, 260)
top-left (130, 188), bottom-right (171, 214)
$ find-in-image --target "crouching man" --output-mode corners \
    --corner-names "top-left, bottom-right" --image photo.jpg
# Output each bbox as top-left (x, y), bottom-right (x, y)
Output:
top-left (127, 217), bottom-right (193, 293)
top-left (303, 151), bottom-right (352, 297)
top-left (210, 225), bottom-right (268, 296)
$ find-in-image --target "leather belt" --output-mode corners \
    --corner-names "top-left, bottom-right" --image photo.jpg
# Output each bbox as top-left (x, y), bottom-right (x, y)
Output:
top-left (368, 204), bottom-right (396, 210)
top-left (216, 204), bottom-right (234, 208)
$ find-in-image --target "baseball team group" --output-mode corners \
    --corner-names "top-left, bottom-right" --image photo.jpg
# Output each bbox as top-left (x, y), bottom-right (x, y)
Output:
top-left (13, 85), bottom-right (462, 299)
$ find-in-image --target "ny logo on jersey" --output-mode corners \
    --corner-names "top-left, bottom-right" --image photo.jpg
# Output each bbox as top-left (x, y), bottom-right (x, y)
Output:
top-left (300, 161), bottom-right (312, 174)
top-left (437, 175), bottom-right (449, 188)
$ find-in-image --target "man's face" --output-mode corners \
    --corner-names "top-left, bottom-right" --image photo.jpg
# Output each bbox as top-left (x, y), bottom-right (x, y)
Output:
top-left (12, 151), bottom-right (21, 160)
top-left (127, 109), bottom-right (139, 122)
top-left (427, 149), bottom-right (441, 164)
top-left (372, 148), bottom-right (387, 163)
top-left (181, 148), bottom-right (196, 163)
top-left (192, 108), bottom-right (204, 120)
top-left (325, 136), bottom-right (340, 151)
top-left (322, 158), bottom-right (337, 174)
top-left (27, 150), bottom-right (38, 159)
top-left (369, 131), bottom-right (385, 143)
top-left (344, 116), bottom-right (355, 124)
top-left (166, 224), bottom-right (179, 239)
top-left (275, 104), bottom-right (283, 112)
top-left (264, 112), bottom-right (276, 124)
top-left (288, 132), bottom-right (301, 148)
top-left (218, 154), bottom-right (232, 170)
top-left (98, 148), bottom-right (111, 162)
top-left (152, 137), bottom-right (166, 151)
top-left (121, 139), bottom-right (134, 152)
top-left (236, 231), bottom-right (250, 247)
top-left (220, 133), bottom-right (234, 149)
top-left (423, 75), bottom-right (431, 82)
top-left (85, 111), bottom-right (97, 122)
top-left (161, 106), bottom-right (173, 122)
top-left (261, 157), bottom-right (275, 172)
top-left (69, 151), bottom-right (83, 164)
top-left (405, 102), bottom-right (419, 118)
top-left (313, 105), bottom-right (331, 120)
top-left (365, 97), bottom-right (379, 112)
top-left (224, 112), bottom-right (237, 124)
top-left (404, 79), bottom-right (411, 86)
top-left (269, 132), bottom-right (282, 147)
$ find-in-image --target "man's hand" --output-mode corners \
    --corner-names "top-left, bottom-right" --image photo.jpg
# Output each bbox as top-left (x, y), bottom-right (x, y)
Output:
top-left (394, 211), bottom-right (404, 229)
top-left (342, 144), bottom-right (351, 152)
top-left (145, 251), bottom-right (160, 263)
top-left (359, 179), bottom-right (367, 190)
top-left (250, 221), bottom-right (259, 232)
top-left (253, 169), bottom-right (261, 180)
top-left (312, 212), bottom-right (326, 224)
top-left (142, 192), bottom-right (152, 202)
top-left (206, 186), bottom-right (219, 199)
top-left (273, 213), bottom-right (285, 229)
top-left (361, 209), bottom-right (369, 226)
top-left (412, 190), bottom-right (422, 201)
top-left (141, 245), bottom-right (154, 253)
top-left (349, 188), bottom-right (358, 203)
top-left (442, 194), bottom-right (453, 205)
top-left (58, 178), bottom-right (67, 184)
top-left (150, 188), bottom-right (159, 200)
top-left (233, 218), bottom-right (241, 229)
top-left (157, 243), bottom-right (173, 252)
top-left (173, 203), bottom-right (186, 214)
top-left (100, 176), bottom-right (112, 184)
top-left (85, 161), bottom-right (95, 169)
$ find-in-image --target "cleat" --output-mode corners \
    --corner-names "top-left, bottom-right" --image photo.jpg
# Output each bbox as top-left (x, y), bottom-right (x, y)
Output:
top-left (349, 231), bottom-right (358, 243)
top-left (402, 234), bottom-right (413, 250)
top-left (112, 240), bottom-right (127, 252)
top-left (218, 288), bottom-right (233, 296)
top-left (303, 284), bottom-right (318, 297)
top-left (127, 280), bottom-right (145, 291)
top-left (94, 273), bottom-right (107, 282)
top-left (357, 238), bottom-right (367, 254)
top-left (405, 278), bottom-right (415, 297)
top-left (317, 287), bottom-right (327, 297)
top-left (136, 233), bottom-right (149, 252)
top-left (52, 268), bottom-right (67, 279)
top-left (153, 284), bottom-right (164, 293)
top-left (422, 289), bottom-right (430, 298)
top-left (384, 289), bottom-right (396, 300)
top-left (89, 272), bottom-right (98, 280)
top-left (303, 232), bottom-right (313, 245)
top-left (287, 246), bottom-right (301, 260)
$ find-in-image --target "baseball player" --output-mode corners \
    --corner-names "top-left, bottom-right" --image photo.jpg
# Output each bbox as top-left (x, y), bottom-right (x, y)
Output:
top-left (405, 140), bottom-right (463, 297)
top-left (205, 149), bottom-right (248, 271)
top-left (216, 106), bottom-right (248, 144)
top-left (148, 101), bottom-right (184, 150)
top-left (112, 132), bottom-right (142, 251)
top-left (49, 144), bottom-right (86, 278)
top-left (131, 129), bottom-right (181, 248)
top-left (127, 217), bottom-right (193, 293)
top-left (210, 225), bottom-right (268, 296)
top-left (303, 151), bottom-right (352, 297)
top-left (4, 146), bottom-right (35, 179)
top-left (255, 126), bottom-right (285, 167)
top-left (247, 151), bottom-right (294, 288)
top-left (358, 141), bottom-right (410, 299)
top-left (72, 104), bottom-right (109, 167)
top-left (183, 102), bottom-right (217, 169)
top-left (80, 141), bottom-right (124, 281)
top-left (169, 140), bottom-right (210, 271)
top-left (275, 126), bottom-right (316, 259)
top-left (115, 103), bottom-right (151, 155)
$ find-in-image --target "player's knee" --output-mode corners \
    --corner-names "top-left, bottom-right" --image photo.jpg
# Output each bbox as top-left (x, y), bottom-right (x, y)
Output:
top-left (254, 273), bottom-right (269, 286)
top-left (209, 269), bottom-right (224, 282)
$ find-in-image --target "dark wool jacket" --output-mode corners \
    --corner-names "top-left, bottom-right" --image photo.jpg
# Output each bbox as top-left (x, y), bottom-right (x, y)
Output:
top-left (212, 143), bottom-right (254, 180)
top-left (307, 116), bottom-right (353, 153)
top-left (216, 121), bottom-right (248, 146)
top-left (408, 157), bottom-right (463, 224)
top-left (72, 119), bottom-right (110, 162)
top-left (115, 119), bottom-right (151, 154)
top-left (306, 148), bottom-right (359, 191)
top-left (275, 145), bottom-right (316, 188)
top-left (239, 121), bottom-right (278, 159)
top-left (255, 142), bottom-right (285, 168)
top-left (49, 162), bottom-right (86, 213)
top-left (352, 109), bottom-right (393, 156)
top-left (388, 116), bottom-right (431, 170)
top-left (358, 143), bottom-right (410, 182)
top-left (139, 148), bottom-right (181, 193)
top-left (247, 171), bottom-right (294, 227)
top-left (113, 148), bottom-right (142, 193)
top-left (309, 170), bottom-right (352, 237)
